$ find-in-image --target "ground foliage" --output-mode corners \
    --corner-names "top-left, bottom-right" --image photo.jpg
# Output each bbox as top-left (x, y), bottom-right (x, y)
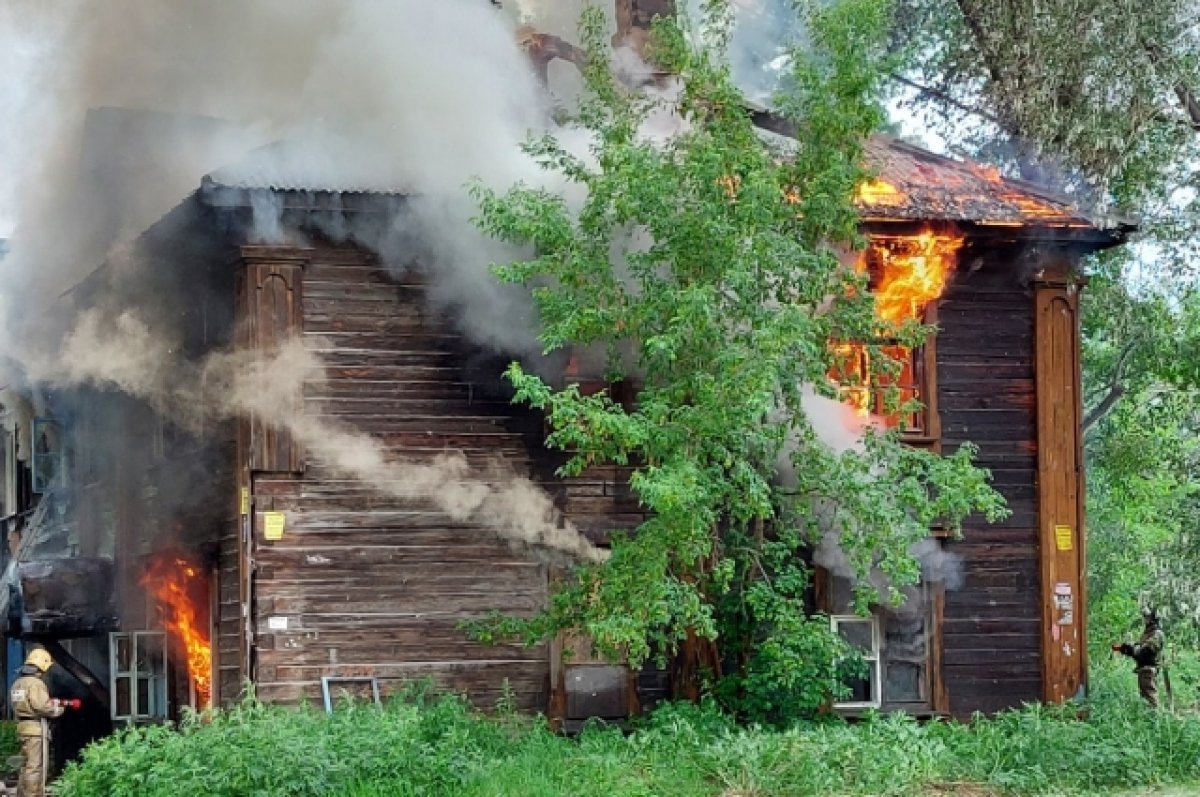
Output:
top-left (470, 0), bottom-right (1005, 723)
top-left (54, 662), bottom-right (1200, 797)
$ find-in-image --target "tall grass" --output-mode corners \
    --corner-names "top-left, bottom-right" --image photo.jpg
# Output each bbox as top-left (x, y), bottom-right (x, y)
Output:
top-left (55, 661), bottom-right (1200, 797)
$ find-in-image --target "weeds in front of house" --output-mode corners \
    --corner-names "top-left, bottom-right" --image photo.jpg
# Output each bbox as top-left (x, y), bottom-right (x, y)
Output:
top-left (53, 660), bottom-right (1200, 797)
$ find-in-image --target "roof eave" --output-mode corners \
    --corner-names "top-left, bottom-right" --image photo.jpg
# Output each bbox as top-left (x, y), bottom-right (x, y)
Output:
top-left (862, 217), bottom-right (1136, 251)
top-left (198, 178), bottom-right (408, 212)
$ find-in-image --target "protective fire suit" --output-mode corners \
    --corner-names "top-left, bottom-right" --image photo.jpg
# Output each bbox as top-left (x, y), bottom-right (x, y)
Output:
top-left (10, 665), bottom-right (63, 797)
top-left (1117, 624), bottom-right (1165, 707)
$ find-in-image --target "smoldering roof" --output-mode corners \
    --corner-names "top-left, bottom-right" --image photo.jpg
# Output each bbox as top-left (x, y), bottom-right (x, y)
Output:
top-left (202, 119), bottom-right (1137, 245)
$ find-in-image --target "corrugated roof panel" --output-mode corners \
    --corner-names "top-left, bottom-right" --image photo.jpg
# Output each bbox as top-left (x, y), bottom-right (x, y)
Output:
top-left (206, 126), bottom-right (1130, 233)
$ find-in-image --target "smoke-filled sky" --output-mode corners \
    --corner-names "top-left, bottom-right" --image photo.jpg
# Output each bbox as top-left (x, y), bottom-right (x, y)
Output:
top-left (0, 0), bottom-right (936, 241)
top-left (0, 0), bottom-right (957, 575)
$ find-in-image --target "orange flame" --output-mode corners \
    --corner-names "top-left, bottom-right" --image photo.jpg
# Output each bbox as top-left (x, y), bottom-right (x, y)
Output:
top-left (855, 179), bottom-right (905, 207)
top-left (869, 230), bottom-right (964, 324)
top-left (831, 229), bottom-right (964, 422)
top-left (140, 554), bottom-right (211, 708)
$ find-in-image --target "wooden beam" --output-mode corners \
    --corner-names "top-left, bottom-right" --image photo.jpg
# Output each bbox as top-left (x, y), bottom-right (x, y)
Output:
top-left (41, 639), bottom-right (111, 712)
top-left (1033, 262), bottom-right (1086, 704)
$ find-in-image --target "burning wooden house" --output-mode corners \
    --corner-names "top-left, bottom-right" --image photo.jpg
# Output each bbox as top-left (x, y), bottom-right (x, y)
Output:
top-left (0, 2), bottom-right (1134, 769)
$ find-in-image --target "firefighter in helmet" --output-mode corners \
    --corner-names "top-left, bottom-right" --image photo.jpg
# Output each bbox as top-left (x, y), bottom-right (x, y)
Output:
top-left (1112, 608), bottom-right (1166, 707)
top-left (10, 648), bottom-right (65, 797)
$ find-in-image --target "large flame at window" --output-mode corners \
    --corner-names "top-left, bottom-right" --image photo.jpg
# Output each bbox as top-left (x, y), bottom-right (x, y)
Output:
top-left (141, 553), bottom-right (212, 708)
top-left (832, 229), bottom-right (965, 422)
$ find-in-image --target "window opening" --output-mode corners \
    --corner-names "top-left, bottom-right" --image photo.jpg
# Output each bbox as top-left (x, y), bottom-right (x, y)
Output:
top-left (109, 631), bottom-right (168, 723)
top-left (826, 575), bottom-right (934, 710)
top-left (831, 615), bottom-right (882, 708)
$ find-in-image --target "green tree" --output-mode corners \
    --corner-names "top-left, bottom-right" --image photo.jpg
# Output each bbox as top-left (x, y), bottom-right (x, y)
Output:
top-left (471, 0), bottom-right (1006, 722)
top-left (890, 0), bottom-right (1200, 227)
top-left (884, 0), bottom-right (1200, 654)
top-left (1083, 274), bottom-right (1200, 649)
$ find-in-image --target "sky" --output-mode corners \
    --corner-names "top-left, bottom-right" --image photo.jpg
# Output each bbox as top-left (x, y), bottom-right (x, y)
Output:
top-left (0, 1), bottom-right (950, 242)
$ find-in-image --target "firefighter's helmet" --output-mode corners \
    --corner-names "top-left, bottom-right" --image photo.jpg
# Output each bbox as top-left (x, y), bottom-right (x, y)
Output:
top-left (24, 648), bottom-right (52, 672)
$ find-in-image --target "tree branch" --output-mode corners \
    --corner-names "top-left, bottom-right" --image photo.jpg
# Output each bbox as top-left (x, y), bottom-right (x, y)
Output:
top-left (888, 73), bottom-right (1007, 128)
top-left (1083, 382), bottom-right (1126, 433)
top-left (1083, 338), bottom-right (1139, 434)
top-left (1145, 43), bottom-right (1200, 132)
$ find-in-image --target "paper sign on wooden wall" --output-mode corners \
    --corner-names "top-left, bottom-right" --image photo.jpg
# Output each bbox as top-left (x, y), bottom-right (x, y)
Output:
top-left (263, 511), bottom-right (286, 541)
top-left (1054, 525), bottom-right (1073, 551)
top-left (240, 487), bottom-right (250, 516)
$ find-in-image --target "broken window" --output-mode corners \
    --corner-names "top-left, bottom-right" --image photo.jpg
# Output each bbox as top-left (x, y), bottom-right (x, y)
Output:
top-left (109, 631), bottom-right (168, 723)
top-left (31, 418), bottom-right (65, 494)
top-left (831, 614), bottom-right (882, 708)
top-left (829, 231), bottom-right (959, 443)
top-left (826, 574), bottom-right (936, 712)
top-left (829, 342), bottom-right (932, 437)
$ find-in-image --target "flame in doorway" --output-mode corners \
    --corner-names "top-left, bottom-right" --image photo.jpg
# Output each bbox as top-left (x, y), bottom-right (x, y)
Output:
top-left (141, 554), bottom-right (212, 708)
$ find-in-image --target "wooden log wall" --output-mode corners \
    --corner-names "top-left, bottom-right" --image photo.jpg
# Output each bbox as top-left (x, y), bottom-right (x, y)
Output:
top-left (240, 242), bottom-right (641, 711)
top-left (936, 254), bottom-right (1043, 716)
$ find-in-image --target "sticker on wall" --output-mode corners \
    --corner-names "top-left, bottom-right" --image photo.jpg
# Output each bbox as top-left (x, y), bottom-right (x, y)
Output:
top-left (1053, 581), bottom-right (1075, 627)
top-left (267, 616), bottom-right (289, 631)
top-left (263, 511), bottom-right (286, 541)
top-left (240, 487), bottom-right (250, 516)
top-left (1054, 524), bottom-right (1073, 551)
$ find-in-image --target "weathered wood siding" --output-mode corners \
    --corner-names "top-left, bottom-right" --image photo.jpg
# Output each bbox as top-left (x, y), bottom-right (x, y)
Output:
top-left (936, 254), bottom-right (1042, 716)
top-left (243, 243), bottom-right (580, 710)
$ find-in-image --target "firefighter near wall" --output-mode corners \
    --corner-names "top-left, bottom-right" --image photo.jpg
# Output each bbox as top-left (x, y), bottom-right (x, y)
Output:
top-left (1112, 608), bottom-right (1167, 708)
top-left (10, 648), bottom-right (80, 797)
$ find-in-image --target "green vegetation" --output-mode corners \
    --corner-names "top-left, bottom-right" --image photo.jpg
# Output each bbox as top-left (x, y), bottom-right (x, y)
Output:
top-left (470, 0), bottom-right (1005, 723)
top-left (0, 720), bottom-right (17, 775)
top-left (54, 663), bottom-right (1200, 797)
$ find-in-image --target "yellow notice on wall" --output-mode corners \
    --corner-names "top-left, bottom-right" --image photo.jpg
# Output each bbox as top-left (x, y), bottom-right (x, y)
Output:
top-left (240, 487), bottom-right (250, 516)
top-left (263, 511), bottom-right (286, 541)
top-left (1054, 524), bottom-right (1073, 551)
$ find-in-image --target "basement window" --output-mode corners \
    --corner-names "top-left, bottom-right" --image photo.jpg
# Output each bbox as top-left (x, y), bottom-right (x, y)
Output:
top-left (109, 631), bottom-right (169, 723)
top-left (830, 615), bottom-right (882, 708)
top-left (824, 573), bottom-right (937, 712)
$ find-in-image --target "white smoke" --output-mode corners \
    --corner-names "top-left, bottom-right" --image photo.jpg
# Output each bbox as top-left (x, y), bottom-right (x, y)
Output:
top-left (780, 387), bottom-right (965, 595)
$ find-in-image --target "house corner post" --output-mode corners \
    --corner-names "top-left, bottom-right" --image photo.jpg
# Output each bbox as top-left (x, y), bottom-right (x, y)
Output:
top-left (1033, 258), bottom-right (1087, 704)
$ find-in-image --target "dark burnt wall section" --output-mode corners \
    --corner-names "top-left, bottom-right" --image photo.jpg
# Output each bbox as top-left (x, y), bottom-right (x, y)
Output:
top-left (242, 240), bottom-right (637, 711)
top-left (936, 252), bottom-right (1041, 716)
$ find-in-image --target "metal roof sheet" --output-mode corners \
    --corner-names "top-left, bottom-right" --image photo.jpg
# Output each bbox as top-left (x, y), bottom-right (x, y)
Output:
top-left (206, 126), bottom-right (1134, 235)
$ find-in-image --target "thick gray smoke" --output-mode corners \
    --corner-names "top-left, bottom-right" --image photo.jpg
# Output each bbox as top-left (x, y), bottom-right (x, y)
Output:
top-left (0, 0), bottom-right (615, 561)
top-left (0, 0), bottom-right (949, 578)
top-left (24, 311), bottom-right (607, 563)
top-left (0, 0), bottom-right (565, 360)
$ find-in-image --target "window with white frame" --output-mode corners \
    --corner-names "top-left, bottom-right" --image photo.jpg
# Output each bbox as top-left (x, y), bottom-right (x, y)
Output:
top-left (831, 614), bottom-right (882, 708)
top-left (109, 631), bottom-right (168, 723)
